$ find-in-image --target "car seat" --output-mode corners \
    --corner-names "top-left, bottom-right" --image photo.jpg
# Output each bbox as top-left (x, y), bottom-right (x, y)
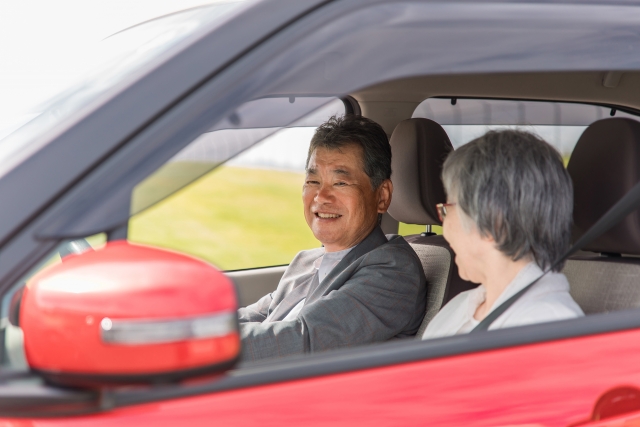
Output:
top-left (563, 117), bottom-right (640, 314)
top-left (387, 118), bottom-right (477, 335)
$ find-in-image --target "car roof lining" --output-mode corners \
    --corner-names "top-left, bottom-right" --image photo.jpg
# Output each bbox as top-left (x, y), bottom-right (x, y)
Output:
top-left (351, 71), bottom-right (640, 134)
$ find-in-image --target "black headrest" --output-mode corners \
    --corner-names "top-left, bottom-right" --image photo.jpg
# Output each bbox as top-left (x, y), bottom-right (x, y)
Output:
top-left (387, 118), bottom-right (453, 225)
top-left (568, 117), bottom-right (640, 255)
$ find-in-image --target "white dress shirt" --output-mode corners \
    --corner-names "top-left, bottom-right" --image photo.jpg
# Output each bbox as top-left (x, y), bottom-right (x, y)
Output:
top-left (422, 262), bottom-right (584, 339)
top-left (281, 246), bottom-right (354, 321)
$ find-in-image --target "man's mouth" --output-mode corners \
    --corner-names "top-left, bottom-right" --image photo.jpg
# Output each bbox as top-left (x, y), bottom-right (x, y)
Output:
top-left (315, 212), bottom-right (342, 219)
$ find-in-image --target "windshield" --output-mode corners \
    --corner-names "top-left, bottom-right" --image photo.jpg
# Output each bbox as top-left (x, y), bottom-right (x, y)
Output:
top-left (0, 2), bottom-right (244, 179)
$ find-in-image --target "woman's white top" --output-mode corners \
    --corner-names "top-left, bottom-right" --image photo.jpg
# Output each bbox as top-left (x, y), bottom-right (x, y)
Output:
top-left (421, 262), bottom-right (584, 340)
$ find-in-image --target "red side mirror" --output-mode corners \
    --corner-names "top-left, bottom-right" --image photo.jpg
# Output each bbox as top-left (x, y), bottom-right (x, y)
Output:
top-left (20, 241), bottom-right (239, 388)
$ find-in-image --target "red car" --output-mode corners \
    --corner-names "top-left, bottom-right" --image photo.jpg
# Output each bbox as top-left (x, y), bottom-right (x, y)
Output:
top-left (1, 0), bottom-right (640, 425)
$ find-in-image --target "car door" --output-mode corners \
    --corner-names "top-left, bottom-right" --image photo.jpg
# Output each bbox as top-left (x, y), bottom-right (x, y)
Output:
top-left (2, 1), bottom-right (640, 425)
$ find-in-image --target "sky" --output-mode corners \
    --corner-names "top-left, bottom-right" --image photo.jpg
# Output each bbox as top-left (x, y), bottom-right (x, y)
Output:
top-left (0, 0), bottom-right (229, 136)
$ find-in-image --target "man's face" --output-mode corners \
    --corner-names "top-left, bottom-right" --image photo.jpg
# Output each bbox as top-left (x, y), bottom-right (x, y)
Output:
top-left (303, 144), bottom-right (392, 252)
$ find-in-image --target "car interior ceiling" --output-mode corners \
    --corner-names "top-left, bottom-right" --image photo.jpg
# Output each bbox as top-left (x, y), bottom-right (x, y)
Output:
top-left (351, 71), bottom-right (640, 135)
top-left (342, 70), bottom-right (640, 322)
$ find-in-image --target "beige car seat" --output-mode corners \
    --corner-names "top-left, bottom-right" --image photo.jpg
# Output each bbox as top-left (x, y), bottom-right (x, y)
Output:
top-left (387, 118), bottom-right (477, 336)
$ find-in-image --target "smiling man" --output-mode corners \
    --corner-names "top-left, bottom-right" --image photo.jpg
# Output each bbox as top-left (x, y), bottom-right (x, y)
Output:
top-left (237, 115), bottom-right (427, 362)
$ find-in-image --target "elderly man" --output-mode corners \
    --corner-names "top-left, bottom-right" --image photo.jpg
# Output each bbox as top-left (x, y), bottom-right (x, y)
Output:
top-left (238, 115), bottom-right (427, 361)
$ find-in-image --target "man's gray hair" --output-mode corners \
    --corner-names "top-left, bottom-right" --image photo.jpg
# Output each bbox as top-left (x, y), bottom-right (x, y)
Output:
top-left (442, 129), bottom-right (573, 271)
top-left (307, 115), bottom-right (391, 189)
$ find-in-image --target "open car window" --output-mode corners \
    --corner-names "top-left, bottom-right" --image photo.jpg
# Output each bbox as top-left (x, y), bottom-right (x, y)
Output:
top-left (130, 97), bottom-right (344, 217)
top-left (0, 98), bottom-right (346, 370)
top-left (128, 98), bottom-right (345, 270)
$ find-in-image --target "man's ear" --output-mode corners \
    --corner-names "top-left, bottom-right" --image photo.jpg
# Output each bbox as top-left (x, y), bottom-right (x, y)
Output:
top-left (377, 179), bottom-right (393, 213)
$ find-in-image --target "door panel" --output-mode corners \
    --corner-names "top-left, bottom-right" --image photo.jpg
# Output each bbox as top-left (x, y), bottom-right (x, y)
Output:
top-left (227, 266), bottom-right (287, 307)
top-left (19, 328), bottom-right (640, 426)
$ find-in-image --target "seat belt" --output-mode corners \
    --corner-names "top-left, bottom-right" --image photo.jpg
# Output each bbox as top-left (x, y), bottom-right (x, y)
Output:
top-left (472, 178), bottom-right (640, 333)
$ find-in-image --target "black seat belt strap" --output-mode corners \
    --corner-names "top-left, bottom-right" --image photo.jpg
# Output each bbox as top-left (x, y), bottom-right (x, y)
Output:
top-left (472, 179), bottom-right (640, 333)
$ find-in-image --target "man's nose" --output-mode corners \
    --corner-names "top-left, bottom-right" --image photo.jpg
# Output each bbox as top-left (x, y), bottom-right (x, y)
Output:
top-left (315, 183), bottom-right (334, 203)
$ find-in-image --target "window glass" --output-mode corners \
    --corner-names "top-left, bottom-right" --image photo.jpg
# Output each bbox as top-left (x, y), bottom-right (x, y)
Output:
top-left (0, 3), bottom-right (244, 179)
top-left (412, 98), bottom-right (640, 160)
top-left (128, 99), bottom-right (345, 270)
top-left (399, 98), bottom-right (640, 237)
top-left (398, 223), bottom-right (442, 236)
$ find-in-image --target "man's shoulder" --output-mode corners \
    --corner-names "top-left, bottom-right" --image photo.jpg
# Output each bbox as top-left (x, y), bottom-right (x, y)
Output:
top-left (385, 233), bottom-right (411, 247)
top-left (361, 234), bottom-right (423, 273)
top-left (373, 234), bottom-right (419, 260)
top-left (290, 246), bottom-right (324, 266)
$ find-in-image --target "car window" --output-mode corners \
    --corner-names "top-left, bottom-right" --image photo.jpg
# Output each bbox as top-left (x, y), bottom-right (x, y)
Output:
top-left (413, 98), bottom-right (640, 159)
top-left (0, 96), bottom-right (342, 371)
top-left (398, 223), bottom-right (442, 237)
top-left (128, 98), bottom-right (345, 270)
top-left (398, 99), bottom-right (640, 238)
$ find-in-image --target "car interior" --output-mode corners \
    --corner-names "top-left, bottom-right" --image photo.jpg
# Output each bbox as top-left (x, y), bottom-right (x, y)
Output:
top-left (4, 70), bottom-right (640, 372)
top-left (229, 70), bottom-right (640, 341)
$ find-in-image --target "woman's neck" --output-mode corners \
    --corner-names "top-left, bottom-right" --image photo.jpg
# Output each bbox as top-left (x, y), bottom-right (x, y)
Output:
top-left (474, 254), bottom-right (532, 321)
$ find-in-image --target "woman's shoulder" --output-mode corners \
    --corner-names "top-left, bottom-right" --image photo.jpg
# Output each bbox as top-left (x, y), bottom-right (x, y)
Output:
top-left (501, 272), bottom-right (584, 327)
top-left (421, 287), bottom-right (482, 339)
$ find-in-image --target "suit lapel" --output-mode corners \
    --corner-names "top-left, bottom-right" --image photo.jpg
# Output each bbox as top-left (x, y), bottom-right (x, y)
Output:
top-left (268, 267), bottom-right (318, 321)
top-left (306, 226), bottom-right (388, 304)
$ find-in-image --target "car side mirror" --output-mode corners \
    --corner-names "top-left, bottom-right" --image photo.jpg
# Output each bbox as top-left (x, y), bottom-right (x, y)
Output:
top-left (19, 241), bottom-right (240, 388)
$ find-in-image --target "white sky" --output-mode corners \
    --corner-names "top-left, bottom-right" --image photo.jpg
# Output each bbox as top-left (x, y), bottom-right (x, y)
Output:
top-left (0, 0), bottom-right (226, 134)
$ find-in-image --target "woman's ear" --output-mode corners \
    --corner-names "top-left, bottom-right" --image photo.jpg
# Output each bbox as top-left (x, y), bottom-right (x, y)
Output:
top-left (480, 230), bottom-right (496, 243)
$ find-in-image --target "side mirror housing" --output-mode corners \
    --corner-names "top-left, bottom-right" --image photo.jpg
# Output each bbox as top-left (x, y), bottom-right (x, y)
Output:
top-left (20, 241), bottom-right (239, 388)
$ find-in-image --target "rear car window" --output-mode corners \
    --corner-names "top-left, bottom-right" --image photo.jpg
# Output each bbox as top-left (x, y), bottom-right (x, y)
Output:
top-left (398, 98), bottom-right (640, 237)
top-left (412, 98), bottom-right (640, 158)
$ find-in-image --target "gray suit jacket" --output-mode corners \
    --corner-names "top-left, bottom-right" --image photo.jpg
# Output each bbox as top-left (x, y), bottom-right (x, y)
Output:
top-left (238, 226), bottom-right (427, 362)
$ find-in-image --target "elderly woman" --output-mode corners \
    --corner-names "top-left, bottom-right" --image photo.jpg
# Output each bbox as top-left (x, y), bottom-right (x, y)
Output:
top-left (422, 129), bottom-right (584, 339)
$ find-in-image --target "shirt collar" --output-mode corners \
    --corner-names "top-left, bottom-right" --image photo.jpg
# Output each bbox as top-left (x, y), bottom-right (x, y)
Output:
top-left (464, 262), bottom-right (543, 318)
top-left (313, 246), bottom-right (355, 270)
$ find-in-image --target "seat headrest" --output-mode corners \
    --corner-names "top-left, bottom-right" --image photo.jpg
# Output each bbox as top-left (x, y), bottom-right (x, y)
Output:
top-left (387, 118), bottom-right (453, 225)
top-left (568, 117), bottom-right (640, 255)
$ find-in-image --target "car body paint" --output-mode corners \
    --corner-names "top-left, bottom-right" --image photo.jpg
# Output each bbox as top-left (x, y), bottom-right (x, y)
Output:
top-left (10, 328), bottom-right (640, 426)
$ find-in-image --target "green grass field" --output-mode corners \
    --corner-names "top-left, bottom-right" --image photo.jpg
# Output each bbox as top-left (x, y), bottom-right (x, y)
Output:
top-left (129, 165), bottom-right (319, 270)
top-left (129, 163), bottom-right (440, 270)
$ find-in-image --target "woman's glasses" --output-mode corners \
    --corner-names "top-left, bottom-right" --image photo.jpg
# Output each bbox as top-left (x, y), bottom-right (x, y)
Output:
top-left (436, 203), bottom-right (456, 222)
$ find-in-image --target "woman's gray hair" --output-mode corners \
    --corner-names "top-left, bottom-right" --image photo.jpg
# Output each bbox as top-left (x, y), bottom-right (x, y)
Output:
top-left (442, 129), bottom-right (573, 271)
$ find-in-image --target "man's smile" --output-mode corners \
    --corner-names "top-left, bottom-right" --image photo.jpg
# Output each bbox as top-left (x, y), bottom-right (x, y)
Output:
top-left (315, 212), bottom-right (343, 219)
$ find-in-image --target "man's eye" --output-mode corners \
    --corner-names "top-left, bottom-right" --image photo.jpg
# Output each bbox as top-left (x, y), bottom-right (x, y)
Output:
top-left (335, 182), bottom-right (347, 186)
top-left (306, 180), bottom-right (319, 185)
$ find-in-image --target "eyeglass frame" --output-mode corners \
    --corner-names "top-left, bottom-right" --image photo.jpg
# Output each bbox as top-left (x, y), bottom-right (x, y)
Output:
top-left (436, 202), bottom-right (457, 222)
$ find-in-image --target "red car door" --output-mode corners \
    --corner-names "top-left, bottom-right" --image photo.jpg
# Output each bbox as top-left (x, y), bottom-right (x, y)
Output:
top-left (8, 326), bottom-right (639, 427)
